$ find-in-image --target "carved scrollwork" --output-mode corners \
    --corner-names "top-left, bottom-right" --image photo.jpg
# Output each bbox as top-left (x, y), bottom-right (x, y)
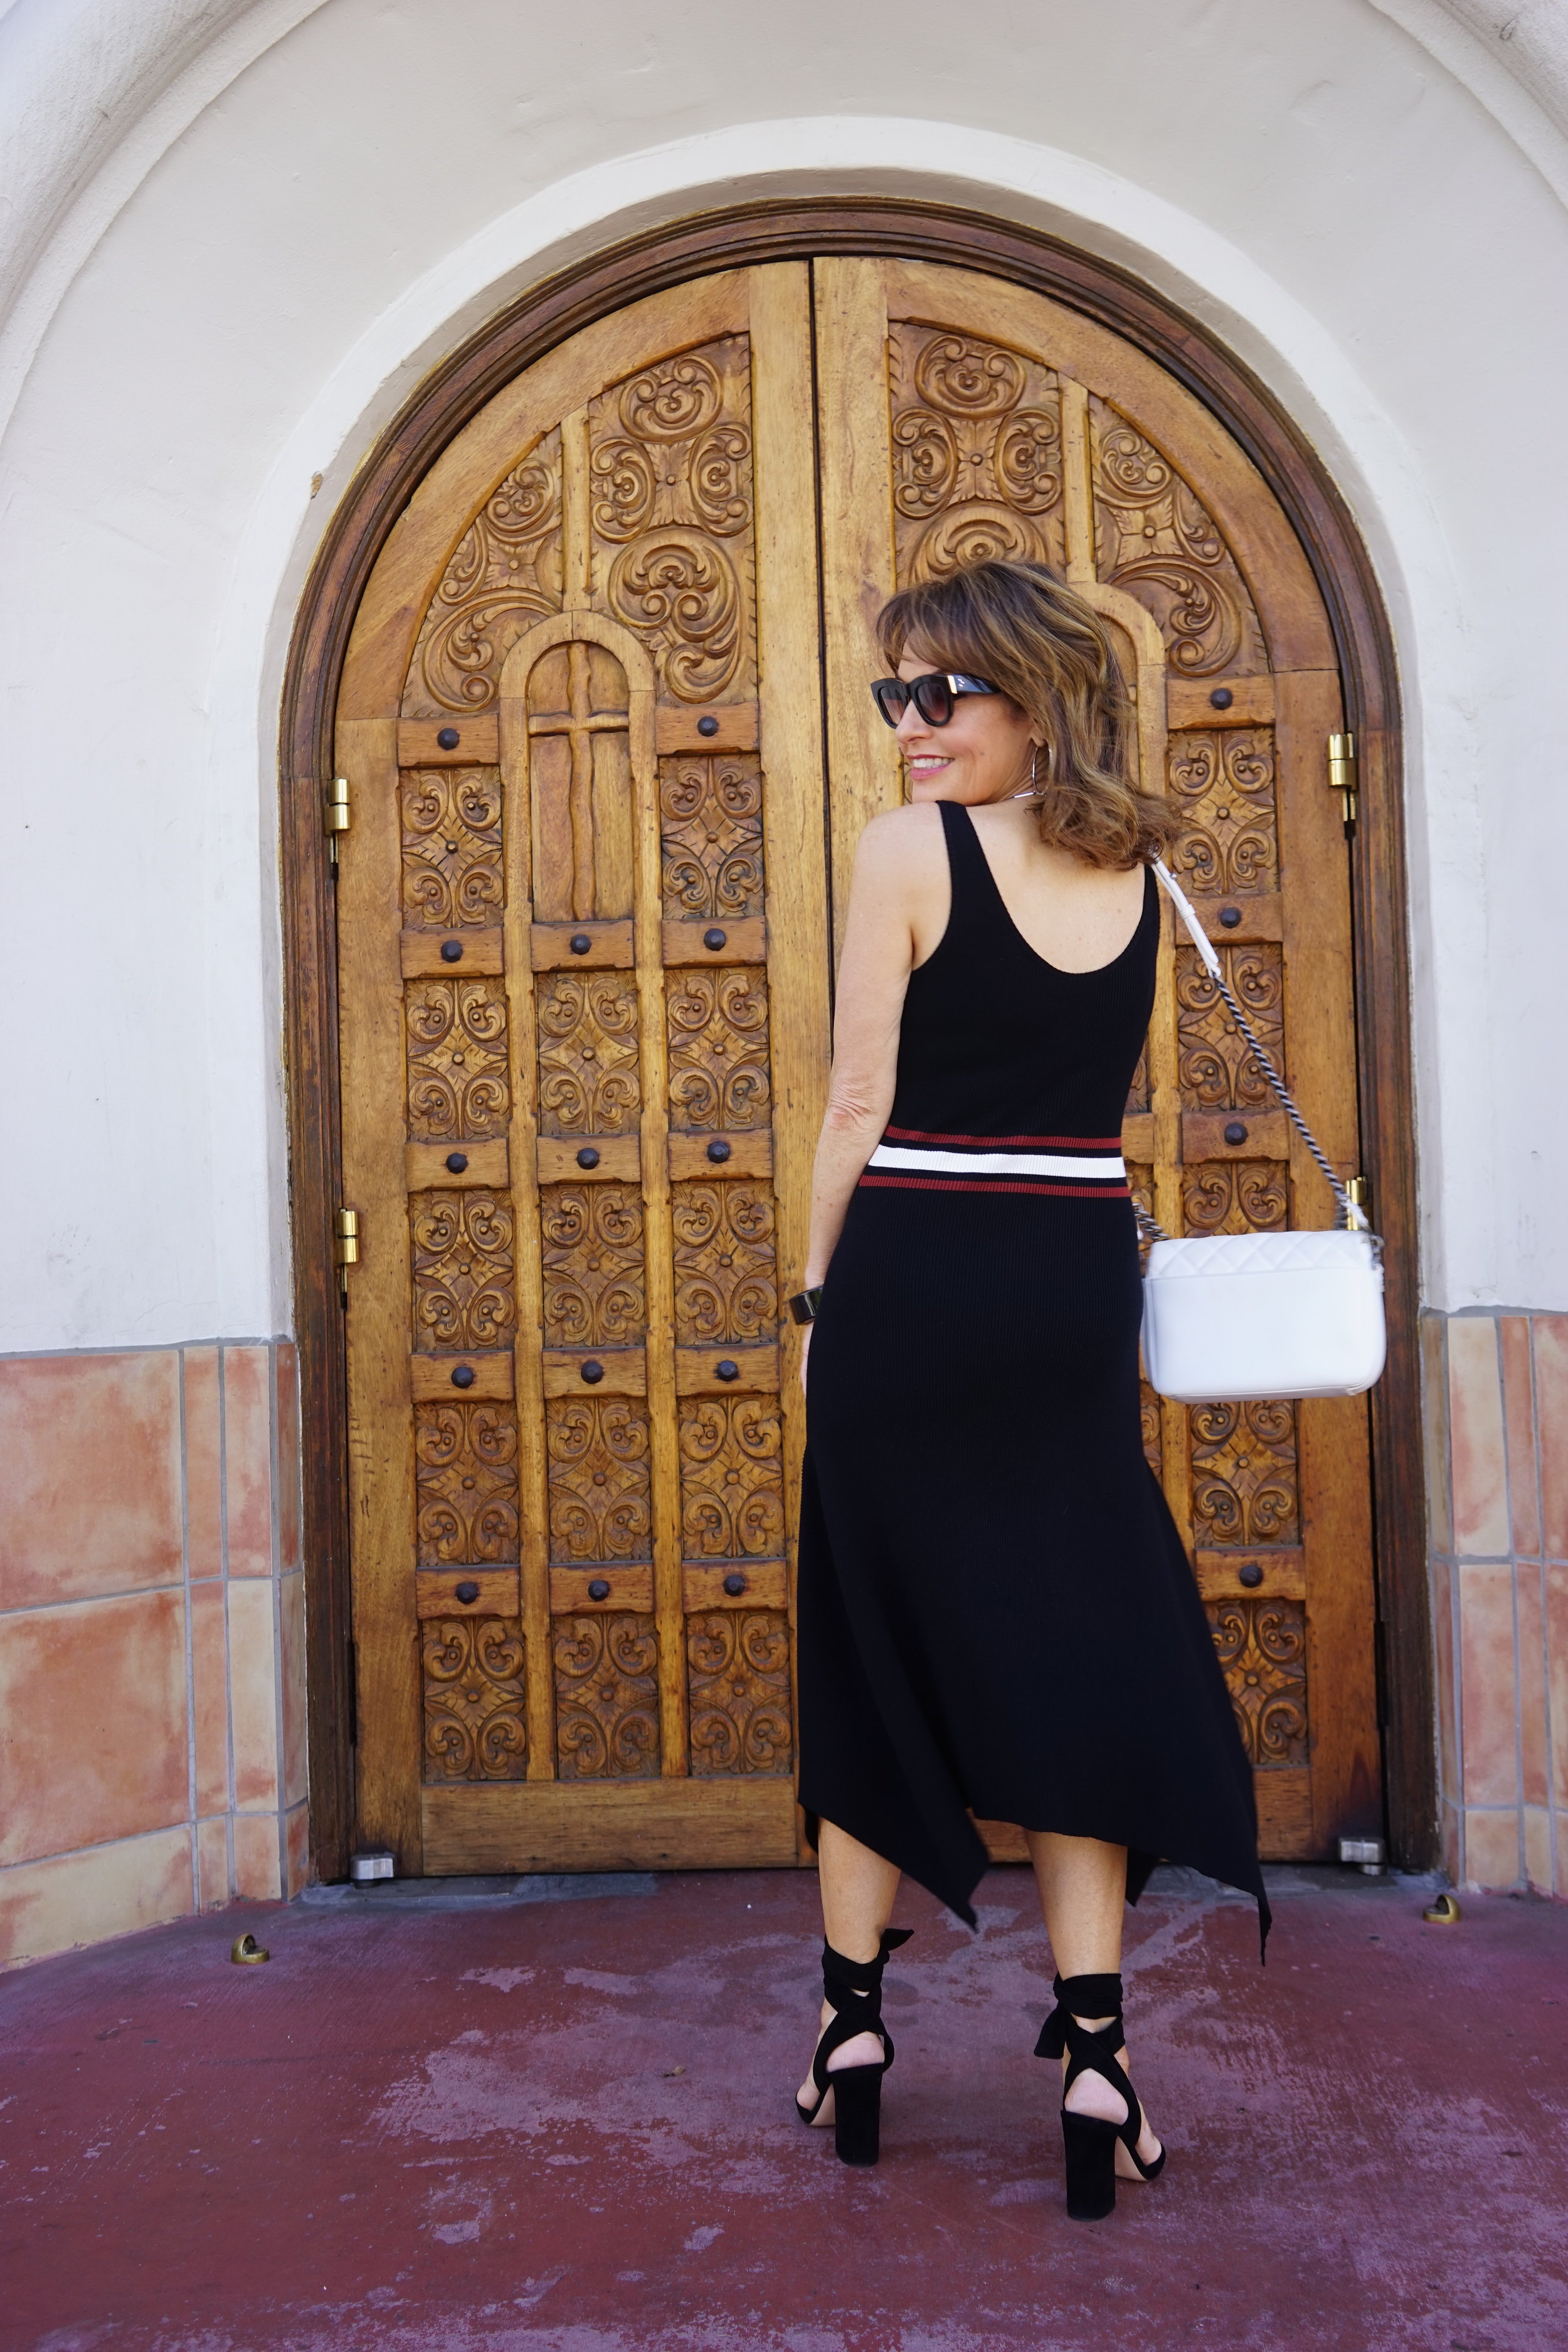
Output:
top-left (677, 1394), bottom-right (784, 1559)
top-left (606, 531), bottom-right (742, 704)
top-left (686, 1611), bottom-right (793, 1776)
top-left (536, 972), bottom-right (642, 1136)
top-left (666, 967), bottom-right (771, 1131)
top-left (1176, 943), bottom-right (1283, 1110)
top-left (1207, 1597), bottom-right (1308, 1767)
top-left (1089, 396), bottom-right (1265, 677)
top-left (553, 1612), bottom-right (661, 1778)
top-left (405, 978), bottom-right (510, 1142)
top-left (421, 1618), bottom-right (527, 1781)
top-left (659, 753), bottom-right (764, 919)
top-left (415, 1402), bottom-right (520, 1566)
top-left (1138, 1384), bottom-right (1162, 1479)
top-left (403, 435), bottom-right (563, 716)
top-left (1180, 1160), bottom-right (1288, 1237)
top-left (913, 336), bottom-right (1027, 415)
top-left (891, 405), bottom-right (958, 517)
top-left (1126, 1044), bottom-right (1150, 1117)
top-left (888, 322), bottom-right (1066, 585)
top-left (589, 337), bottom-right (756, 701)
top-left (540, 1184), bottom-right (646, 1348)
top-left (400, 768), bottom-right (504, 931)
top-left (1189, 1399), bottom-right (1300, 1547)
top-left (546, 1395), bottom-right (652, 1562)
top-left (410, 1190), bottom-right (516, 1353)
top-left (1167, 729), bottom-right (1278, 899)
top-left (620, 354), bottom-right (723, 441)
top-left (670, 1181), bottom-right (778, 1343)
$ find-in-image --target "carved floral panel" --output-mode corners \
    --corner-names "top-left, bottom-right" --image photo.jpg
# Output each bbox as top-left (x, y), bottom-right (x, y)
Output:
top-left (1126, 1044), bottom-right (1150, 1118)
top-left (1167, 729), bottom-right (1279, 899)
top-left (670, 1181), bottom-right (778, 1345)
top-left (666, 967), bottom-right (771, 1131)
top-left (540, 1184), bottom-right (646, 1349)
top-left (546, 1395), bottom-right (652, 1562)
top-left (414, 1402), bottom-right (520, 1566)
top-left (1207, 1597), bottom-right (1308, 1767)
top-left (1139, 1385), bottom-right (1162, 1480)
top-left (686, 1610), bottom-right (793, 1776)
top-left (553, 1613), bottom-right (661, 1778)
top-left (1176, 943), bottom-right (1284, 1111)
top-left (887, 324), bottom-right (1066, 585)
top-left (421, 1618), bottom-right (528, 1781)
top-left (1189, 1399), bottom-right (1300, 1548)
top-left (1089, 396), bottom-right (1266, 679)
top-left (536, 972), bottom-right (642, 1136)
top-left (1180, 1160), bottom-right (1288, 1237)
top-left (588, 339), bottom-right (756, 704)
top-left (410, 1191), bottom-right (516, 1353)
top-left (406, 978), bottom-right (510, 1142)
top-left (401, 768), bottom-right (505, 931)
top-left (677, 1394), bottom-right (784, 1560)
top-left (402, 433), bottom-right (564, 717)
top-left (660, 753), bottom-right (765, 919)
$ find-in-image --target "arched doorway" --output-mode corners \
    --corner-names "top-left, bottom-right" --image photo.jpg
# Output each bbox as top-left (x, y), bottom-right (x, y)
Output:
top-left (283, 209), bottom-right (1422, 1881)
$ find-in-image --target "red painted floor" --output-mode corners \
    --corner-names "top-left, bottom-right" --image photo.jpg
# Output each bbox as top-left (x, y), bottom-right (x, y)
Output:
top-left (3, 1864), bottom-right (1565, 2351)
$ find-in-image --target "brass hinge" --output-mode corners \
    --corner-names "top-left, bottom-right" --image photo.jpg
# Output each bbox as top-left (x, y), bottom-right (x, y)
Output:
top-left (334, 1206), bottom-right (360, 1296)
top-left (324, 776), bottom-right (351, 864)
top-left (1345, 1173), bottom-right (1370, 1215)
top-left (1327, 732), bottom-right (1358, 830)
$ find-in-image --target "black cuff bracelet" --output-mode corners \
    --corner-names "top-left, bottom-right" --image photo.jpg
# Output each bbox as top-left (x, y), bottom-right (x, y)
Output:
top-left (787, 1286), bottom-right (824, 1325)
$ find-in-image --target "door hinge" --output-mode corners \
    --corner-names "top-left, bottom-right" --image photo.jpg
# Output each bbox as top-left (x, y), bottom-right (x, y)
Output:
top-left (324, 775), bottom-right (351, 864)
top-left (1327, 732), bottom-right (1358, 831)
top-left (1345, 1173), bottom-right (1370, 1216)
top-left (334, 1205), bottom-right (360, 1296)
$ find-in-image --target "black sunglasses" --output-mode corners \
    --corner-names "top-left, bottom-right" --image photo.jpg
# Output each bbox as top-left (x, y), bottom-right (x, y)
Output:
top-left (869, 672), bottom-right (1000, 729)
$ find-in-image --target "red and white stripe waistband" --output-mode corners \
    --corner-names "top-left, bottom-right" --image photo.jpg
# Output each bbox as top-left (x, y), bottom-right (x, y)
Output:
top-left (861, 1126), bottom-right (1129, 1197)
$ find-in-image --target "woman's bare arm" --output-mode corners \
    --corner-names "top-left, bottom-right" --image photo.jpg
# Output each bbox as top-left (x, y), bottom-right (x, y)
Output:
top-left (802, 807), bottom-right (945, 1295)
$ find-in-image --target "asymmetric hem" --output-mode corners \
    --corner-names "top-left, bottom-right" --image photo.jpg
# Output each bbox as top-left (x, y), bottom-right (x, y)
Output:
top-left (797, 801), bottom-right (1269, 1949)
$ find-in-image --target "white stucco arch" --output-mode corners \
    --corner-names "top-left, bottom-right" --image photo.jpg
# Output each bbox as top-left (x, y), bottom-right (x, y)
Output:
top-left (3, 0), bottom-right (1566, 1353)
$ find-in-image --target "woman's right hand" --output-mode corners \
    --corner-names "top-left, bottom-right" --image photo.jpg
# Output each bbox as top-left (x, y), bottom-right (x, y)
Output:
top-left (798, 1322), bottom-right (812, 1394)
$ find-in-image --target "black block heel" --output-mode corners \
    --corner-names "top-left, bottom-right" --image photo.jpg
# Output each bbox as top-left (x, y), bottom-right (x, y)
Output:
top-left (1036, 1971), bottom-right (1166, 2222)
top-left (1061, 2109), bottom-right (1119, 2221)
top-left (825, 2060), bottom-right (883, 2164)
top-left (795, 1927), bottom-right (911, 2166)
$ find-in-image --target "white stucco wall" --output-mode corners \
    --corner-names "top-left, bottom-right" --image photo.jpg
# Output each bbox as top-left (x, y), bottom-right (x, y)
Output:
top-left (3, 0), bottom-right (1567, 1351)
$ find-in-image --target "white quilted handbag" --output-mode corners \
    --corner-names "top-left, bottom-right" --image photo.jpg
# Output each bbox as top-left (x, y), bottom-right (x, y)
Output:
top-left (1138, 864), bottom-right (1386, 1404)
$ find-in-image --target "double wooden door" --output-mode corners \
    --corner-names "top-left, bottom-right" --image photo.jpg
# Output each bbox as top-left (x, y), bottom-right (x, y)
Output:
top-left (336, 257), bottom-right (1380, 1877)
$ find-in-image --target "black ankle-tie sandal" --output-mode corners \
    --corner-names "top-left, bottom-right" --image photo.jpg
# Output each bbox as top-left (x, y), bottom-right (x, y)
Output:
top-left (796, 1928), bottom-right (912, 2166)
top-left (1036, 1971), bottom-right (1167, 2220)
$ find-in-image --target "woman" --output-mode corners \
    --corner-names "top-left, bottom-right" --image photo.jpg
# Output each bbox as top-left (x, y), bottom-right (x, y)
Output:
top-left (790, 559), bottom-right (1266, 2221)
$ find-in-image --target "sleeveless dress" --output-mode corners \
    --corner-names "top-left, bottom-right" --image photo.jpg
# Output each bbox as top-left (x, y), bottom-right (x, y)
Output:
top-left (797, 800), bottom-right (1268, 1942)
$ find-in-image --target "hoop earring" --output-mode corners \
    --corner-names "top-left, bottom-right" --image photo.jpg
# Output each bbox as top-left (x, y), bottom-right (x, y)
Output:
top-left (1011, 743), bottom-right (1044, 802)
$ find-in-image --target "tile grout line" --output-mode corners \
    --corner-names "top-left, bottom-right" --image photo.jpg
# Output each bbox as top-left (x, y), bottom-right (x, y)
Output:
top-left (1498, 1315), bottom-right (1527, 1885)
top-left (179, 1347), bottom-right (198, 1917)
top-left (1441, 1315), bottom-right (1467, 1885)
top-left (268, 1340), bottom-right (289, 1900)
top-left (219, 1344), bottom-right (235, 1905)
top-left (1530, 1318), bottom-right (1560, 1897)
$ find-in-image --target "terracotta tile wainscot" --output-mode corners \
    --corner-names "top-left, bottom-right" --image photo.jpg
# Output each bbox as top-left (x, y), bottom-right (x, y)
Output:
top-left (1424, 1308), bottom-right (1568, 1895)
top-left (0, 1343), bottom-right (307, 1966)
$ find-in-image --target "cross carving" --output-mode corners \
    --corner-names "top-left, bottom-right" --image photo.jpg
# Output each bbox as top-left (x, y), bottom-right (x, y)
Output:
top-left (527, 641), bottom-right (630, 919)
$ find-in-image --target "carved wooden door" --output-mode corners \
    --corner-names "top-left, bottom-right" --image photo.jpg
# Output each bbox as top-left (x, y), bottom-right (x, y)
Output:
top-left (337, 269), bottom-right (827, 1872)
top-left (334, 253), bottom-right (1380, 1876)
top-left (812, 258), bottom-right (1380, 1860)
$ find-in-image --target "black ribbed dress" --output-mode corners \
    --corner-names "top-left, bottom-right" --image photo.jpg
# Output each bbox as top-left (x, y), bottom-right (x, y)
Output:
top-left (797, 801), bottom-right (1268, 1941)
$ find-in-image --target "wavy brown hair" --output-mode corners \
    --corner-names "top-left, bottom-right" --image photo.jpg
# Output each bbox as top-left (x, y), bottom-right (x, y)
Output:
top-left (876, 559), bottom-right (1179, 869)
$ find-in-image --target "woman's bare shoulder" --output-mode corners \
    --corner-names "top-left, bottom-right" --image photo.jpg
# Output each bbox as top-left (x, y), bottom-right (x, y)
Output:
top-left (854, 801), bottom-right (945, 872)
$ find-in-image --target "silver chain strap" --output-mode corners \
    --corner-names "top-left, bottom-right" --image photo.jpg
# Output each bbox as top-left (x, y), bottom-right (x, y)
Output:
top-left (1135, 862), bottom-right (1368, 1247)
